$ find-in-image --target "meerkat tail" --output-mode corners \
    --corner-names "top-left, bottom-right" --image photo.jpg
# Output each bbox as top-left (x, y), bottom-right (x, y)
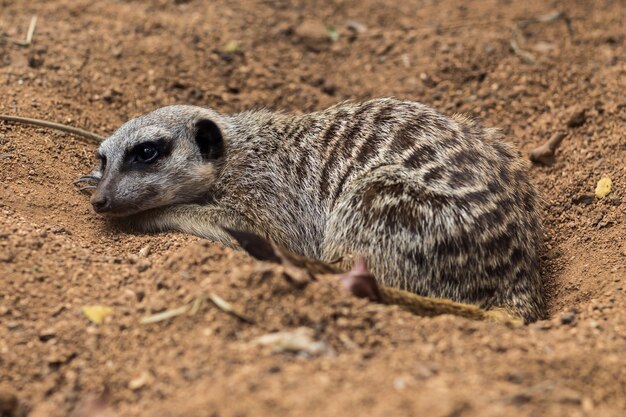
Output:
top-left (226, 229), bottom-right (522, 324)
top-left (339, 258), bottom-right (523, 324)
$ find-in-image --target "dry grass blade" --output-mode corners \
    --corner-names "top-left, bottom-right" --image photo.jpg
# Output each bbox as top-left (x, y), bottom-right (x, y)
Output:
top-left (189, 294), bottom-right (206, 315)
top-left (3, 15), bottom-right (38, 46)
top-left (511, 10), bottom-right (574, 64)
top-left (510, 28), bottom-right (537, 64)
top-left (208, 293), bottom-right (254, 324)
top-left (140, 305), bottom-right (191, 324)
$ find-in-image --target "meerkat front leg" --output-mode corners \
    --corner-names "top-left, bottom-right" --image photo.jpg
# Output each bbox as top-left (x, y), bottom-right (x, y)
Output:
top-left (117, 203), bottom-right (254, 247)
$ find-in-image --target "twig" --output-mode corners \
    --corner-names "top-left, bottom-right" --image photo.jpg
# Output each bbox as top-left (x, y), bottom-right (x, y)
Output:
top-left (0, 115), bottom-right (104, 143)
top-left (25, 16), bottom-right (38, 45)
top-left (510, 27), bottom-right (537, 64)
top-left (208, 292), bottom-right (255, 324)
top-left (140, 305), bottom-right (190, 324)
top-left (529, 131), bottom-right (566, 165)
top-left (3, 16), bottom-right (38, 46)
top-left (510, 11), bottom-right (574, 64)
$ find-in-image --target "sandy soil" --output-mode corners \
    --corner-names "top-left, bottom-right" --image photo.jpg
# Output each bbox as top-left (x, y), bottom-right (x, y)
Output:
top-left (0, 0), bottom-right (625, 416)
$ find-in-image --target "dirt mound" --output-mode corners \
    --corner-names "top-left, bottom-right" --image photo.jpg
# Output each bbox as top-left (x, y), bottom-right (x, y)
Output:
top-left (1, 0), bottom-right (624, 416)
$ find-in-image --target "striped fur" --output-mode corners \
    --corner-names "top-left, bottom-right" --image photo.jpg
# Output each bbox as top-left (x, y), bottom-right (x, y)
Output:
top-left (88, 98), bottom-right (546, 322)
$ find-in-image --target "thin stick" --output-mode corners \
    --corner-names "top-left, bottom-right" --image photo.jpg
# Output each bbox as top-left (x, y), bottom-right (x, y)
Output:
top-left (528, 131), bottom-right (567, 165)
top-left (510, 11), bottom-right (574, 65)
top-left (510, 28), bottom-right (537, 64)
top-left (25, 16), bottom-right (38, 44)
top-left (0, 115), bottom-right (104, 143)
top-left (208, 292), bottom-right (255, 324)
top-left (3, 16), bottom-right (38, 46)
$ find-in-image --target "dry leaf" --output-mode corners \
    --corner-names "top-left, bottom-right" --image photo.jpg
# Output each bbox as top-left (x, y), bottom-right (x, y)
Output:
top-left (224, 40), bottom-right (239, 53)
top-left (82, 306), bottom-right (113, 324)
top-left (595, 177), bottom-right (612, 198)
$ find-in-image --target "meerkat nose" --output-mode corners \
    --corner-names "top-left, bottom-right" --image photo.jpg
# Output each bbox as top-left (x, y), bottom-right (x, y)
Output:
top-left (91, 192), bottom-right (111, 213)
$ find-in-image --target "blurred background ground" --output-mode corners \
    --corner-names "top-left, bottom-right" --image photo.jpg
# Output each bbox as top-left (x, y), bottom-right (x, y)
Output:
top-left (0, 0), bottom-right (624, 416)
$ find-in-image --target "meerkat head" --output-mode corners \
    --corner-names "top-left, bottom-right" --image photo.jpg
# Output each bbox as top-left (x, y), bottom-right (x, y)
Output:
top-left (88, 105), bottom-right (228, 216)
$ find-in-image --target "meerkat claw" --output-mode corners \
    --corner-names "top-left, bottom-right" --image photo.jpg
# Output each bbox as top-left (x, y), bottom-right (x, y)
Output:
top-left (74, 175), bottom-right (101, 185)
top-left (78, 185), bottom-right (97, 193)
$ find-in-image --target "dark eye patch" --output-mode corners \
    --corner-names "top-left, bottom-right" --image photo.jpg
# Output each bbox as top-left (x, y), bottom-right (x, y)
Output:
top-left (121, 138), bottom-right (171, 171)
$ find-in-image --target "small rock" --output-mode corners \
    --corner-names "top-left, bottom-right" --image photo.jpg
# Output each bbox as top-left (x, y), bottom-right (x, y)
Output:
top-left (170, 80), bottom-right (186, 90)
top-left (393, 376), bottom-right (409, 391)
top-left (345, 20), bottom-right (367, 35)
top-left (591, 212), bottom-right (604, 227)
top-left (255, 327), bottom-right (330, 355)
top-left (28, 53), bottom-right (45, 68)
top-left (38, 328), bottom-right (56, 342)
top-left (136, 260), bottom-right (151, 272)
top-left (420, 72), bottom-right (437, 88)
top-left (566, 107), bottom-right (587, 128)
top-left (135, 290), bottom-right (145, 302)
top-left (554, 387), bottom-right (582, 405)
top-left (49, 226), bottom-right (66, 234)
top-left (0, 251), bottom-right (15, 263)
top-left (545, 248), bottom-right (559, 260)
top-left (138, 244), bottom-right (152, 257)
top-left (321, 83), bottom-right (337, 96)
top-left (294, 20), bottom-right (331, 52)
top-left (102, 88), bottom-right (122, 103)
top-left (111, 47), bottom-right (123, 58)
top-left (0, 389), bottom-right (19, 417)
top-left (560, 311), bottom-right (576, 325)
top-left (128, 371), bottom-right (152, 391)
top-left (571, 194), bottom-right (594, 205)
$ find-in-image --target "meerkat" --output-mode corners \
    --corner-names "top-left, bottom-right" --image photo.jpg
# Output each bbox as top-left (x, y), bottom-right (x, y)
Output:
top-left (78, 98), bottom-right (546, 323)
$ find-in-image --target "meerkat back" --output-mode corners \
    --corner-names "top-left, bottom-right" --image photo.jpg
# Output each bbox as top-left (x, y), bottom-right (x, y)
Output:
top-left (314, 101), bottom-right (545, 322)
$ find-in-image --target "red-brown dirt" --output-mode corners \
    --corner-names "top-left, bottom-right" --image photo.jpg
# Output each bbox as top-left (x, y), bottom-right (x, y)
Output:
top-left (1, 0), bottom-right (624, 416)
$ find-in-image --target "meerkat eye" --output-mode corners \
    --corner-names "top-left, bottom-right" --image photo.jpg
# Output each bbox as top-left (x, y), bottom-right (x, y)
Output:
top-left (134, 143), bottom-right (160, 163)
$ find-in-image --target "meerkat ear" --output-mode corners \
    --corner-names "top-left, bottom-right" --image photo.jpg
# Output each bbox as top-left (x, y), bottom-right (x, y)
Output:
top-left (194, 119), bottom-right (224, 160)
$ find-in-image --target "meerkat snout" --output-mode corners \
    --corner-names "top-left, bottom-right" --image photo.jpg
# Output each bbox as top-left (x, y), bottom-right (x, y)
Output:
top-left (90, 191), bottom-right (111, 213)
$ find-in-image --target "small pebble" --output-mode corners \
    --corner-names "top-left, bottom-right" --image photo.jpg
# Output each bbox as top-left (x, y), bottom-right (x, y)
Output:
top-left (139, 244), bottom-right (152, 257)
top-left (560, 311), bottom-right (576, 325)
top-left (38, 328), bottom-right (56, 342)
top-left (0, 389), bottom-right (19, 416)
top-left (136, 260), bottom-right (151, 272)
top-left (567, 107), bottom-right (587, 128)
top-left (294, 20), bottom-right (331, 52)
